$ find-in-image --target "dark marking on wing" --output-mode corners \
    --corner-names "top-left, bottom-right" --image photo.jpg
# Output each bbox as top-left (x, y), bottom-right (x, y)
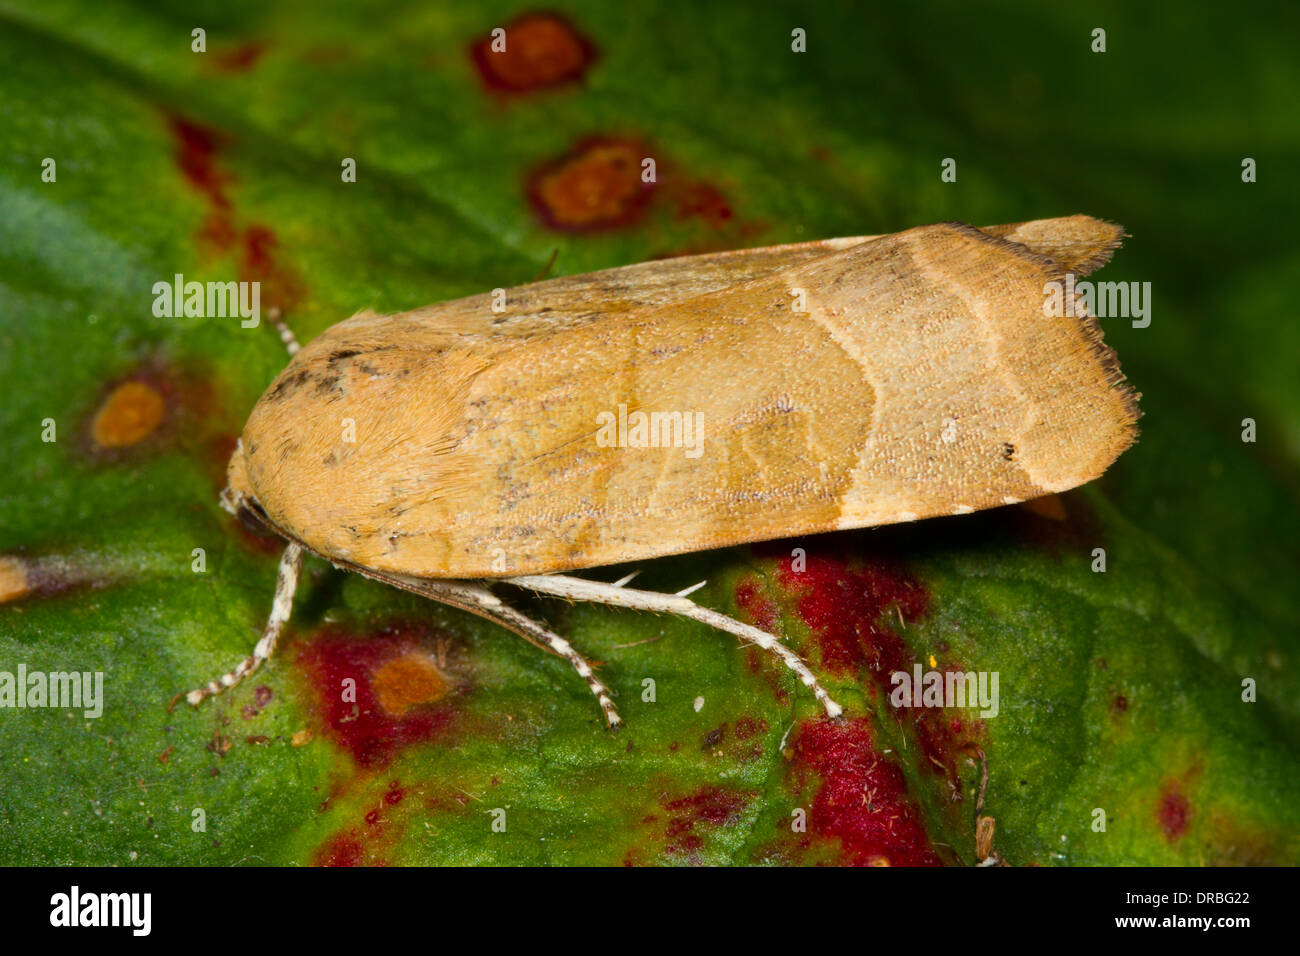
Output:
top-left (269, 368), bottom-right (311, 401)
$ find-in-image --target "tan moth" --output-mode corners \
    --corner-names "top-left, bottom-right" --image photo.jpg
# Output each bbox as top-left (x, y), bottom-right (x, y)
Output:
top-left (188, 215), bottom-right (1139, 727)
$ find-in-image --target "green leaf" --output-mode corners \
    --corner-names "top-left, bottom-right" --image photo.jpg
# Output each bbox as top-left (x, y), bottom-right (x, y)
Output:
top-left (2, 0), bottom-right (1296, 865)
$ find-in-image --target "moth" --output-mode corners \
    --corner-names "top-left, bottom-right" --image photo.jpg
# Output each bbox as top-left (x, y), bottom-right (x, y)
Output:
top-left (189, 215), bottom-right (1139, 728)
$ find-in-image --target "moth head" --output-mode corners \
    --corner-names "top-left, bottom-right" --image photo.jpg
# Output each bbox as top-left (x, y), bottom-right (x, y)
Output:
top-left (220, 438), bottom-right (272, 533)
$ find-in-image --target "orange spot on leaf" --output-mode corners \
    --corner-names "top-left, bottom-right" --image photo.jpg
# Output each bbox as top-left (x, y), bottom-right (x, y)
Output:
top-left (91, 381), bottom-right (166, 449)
top-left (528, 138), bottom-right (655, 231)
top-left (470, 13), bottom-right (595, 93)
top-left (0, 556), bottom-right (30, 604)
top-left (372, 652), bottom-right (449, 717)
top-left (296, 624), bottom-right (459, 768)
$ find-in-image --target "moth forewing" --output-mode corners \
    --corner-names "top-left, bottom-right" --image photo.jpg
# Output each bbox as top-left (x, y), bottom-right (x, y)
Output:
top-left (231, 216), bottom-right (1136, 579)
top-left (201, 215), bottom-right (1138, 727)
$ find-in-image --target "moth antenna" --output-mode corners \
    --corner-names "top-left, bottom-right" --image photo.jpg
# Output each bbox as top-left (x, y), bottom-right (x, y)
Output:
top-left (505, 574), bottom-right (843, 720)
top-left (181, 542), bottom-right (303, 707)
top-left (266, 305), bottom-right (300, 357)
top-left (675, 580), bottom-right (707, 598)
top-left (610, 570), bottom-right (640, 588)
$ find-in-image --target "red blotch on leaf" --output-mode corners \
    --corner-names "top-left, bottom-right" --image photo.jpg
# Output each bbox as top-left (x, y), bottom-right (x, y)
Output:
top-left (315, 834), bottom-right (365, 867)
top-left (1159, 782), bottom-right (1192, 841)
top-left (650, 178), bottom-right (767, 258)
top-left (313, 784), bottom-right (413, 867)
top-left (660, 786), bottom-right (751, 858)
top-left (212, 43), bottom-right (267, 73)
top-left (791, 717), bottom-right (943, 866)
top-left (170, 116), bottom-right (230, 209)
top-left (241, 224), bottom-right (306, 314)
top-left (470, 13), bottom-right (595, 93)
top-left (296, 624), bottom-right (458, 768)
top-left (774, 549), bottom-right (928, 676)
top-left (672, 183), bottom-right (733, 229)
top-left (196, 213), bottom-right (238, 256)
top-left (166, 115), bottom-right (309, 312)
top-left (734, 579), bottom-right (792, 705)
top-left (746, 546), bottom-right (983, 791)
top-left (734, 579), bottom-right (778, 632)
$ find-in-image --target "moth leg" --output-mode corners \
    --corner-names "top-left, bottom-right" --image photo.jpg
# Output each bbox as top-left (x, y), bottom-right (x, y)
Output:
top-left (181, 542), bottom-right (303, 707)
top-left (435, 582), bottom-right (622, 729)
top-left (506, 574), bottom-right (843, 720)
top-left (334, 566), bottom-right (622, 728)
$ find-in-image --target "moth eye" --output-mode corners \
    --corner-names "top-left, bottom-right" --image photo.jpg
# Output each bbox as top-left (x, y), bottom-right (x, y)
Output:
top-left (237, 498), bottom-right (272, 533)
